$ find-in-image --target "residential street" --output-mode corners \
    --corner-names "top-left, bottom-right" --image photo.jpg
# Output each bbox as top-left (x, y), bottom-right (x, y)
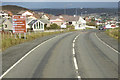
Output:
top-left (1, 30), bottom-right (118, 79)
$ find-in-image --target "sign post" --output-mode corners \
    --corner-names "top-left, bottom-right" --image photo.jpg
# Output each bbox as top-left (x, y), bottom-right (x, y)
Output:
top-left (12, 15), bottom-right (26, 39)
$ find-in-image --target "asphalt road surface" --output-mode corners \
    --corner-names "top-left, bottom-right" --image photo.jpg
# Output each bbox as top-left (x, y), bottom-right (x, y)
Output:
top-left (1, 30), bottom-right (118, 79)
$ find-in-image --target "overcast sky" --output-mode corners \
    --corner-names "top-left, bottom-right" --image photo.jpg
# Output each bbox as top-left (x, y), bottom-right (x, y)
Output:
top-left (1, 0), bottom-right (120, 2)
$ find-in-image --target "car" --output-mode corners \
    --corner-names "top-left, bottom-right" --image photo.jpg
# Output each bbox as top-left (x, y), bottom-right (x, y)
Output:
top-left (98, 26), bottom-right (104, 30)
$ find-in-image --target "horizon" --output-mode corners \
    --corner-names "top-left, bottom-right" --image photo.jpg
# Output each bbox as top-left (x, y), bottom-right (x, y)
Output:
top-left (1, 2), bottom-right (118, 9)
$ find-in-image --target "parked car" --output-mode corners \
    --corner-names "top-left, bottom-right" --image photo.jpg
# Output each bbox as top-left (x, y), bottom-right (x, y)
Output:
top-left (98, 26), bottom-right (104, 30)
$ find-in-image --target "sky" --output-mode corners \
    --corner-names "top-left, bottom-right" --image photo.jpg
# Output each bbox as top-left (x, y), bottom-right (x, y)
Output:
top-left (1, 2), bottom-right (118, 9)
top-left (1, 0), bottom-right (120, 2)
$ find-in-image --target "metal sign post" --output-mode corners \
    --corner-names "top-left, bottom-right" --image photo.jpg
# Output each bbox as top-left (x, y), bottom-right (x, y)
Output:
top-left (19, 33), bottom-right (21, 39)
top-left (24, 33), bottom-right (26, 39)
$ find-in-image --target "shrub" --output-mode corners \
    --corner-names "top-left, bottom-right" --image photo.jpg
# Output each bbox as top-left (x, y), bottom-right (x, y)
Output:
top-left (67, 25), bottom-right (74, 29)
top-left (47, 23), bottom-right (60, 30)
top-left (86, 22), bottom-right (96, 26)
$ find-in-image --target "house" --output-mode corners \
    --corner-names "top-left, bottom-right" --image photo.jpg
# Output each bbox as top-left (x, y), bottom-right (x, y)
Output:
top-left (0, 18), bottom-right (13, 31)
top-left (40, 19), bottom-right (50, 27)
top-left (41, 13), bottom-right (50, 20)
top-left (0, 11), bottom-right (9, 18)
top-left (50, 16), bottom-right (64, 26)
top-left (75, 17), bottom-right (86, 30)
top-left (61, 15), bottom-right (79, 26)
top-left (17, 10), bottom-right (33, 16)
top-left (28, 19), bottom-right (45, 32)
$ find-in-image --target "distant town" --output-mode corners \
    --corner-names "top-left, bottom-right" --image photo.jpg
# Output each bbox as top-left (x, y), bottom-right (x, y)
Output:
top-left (0, 5), bottom-right (119, 33)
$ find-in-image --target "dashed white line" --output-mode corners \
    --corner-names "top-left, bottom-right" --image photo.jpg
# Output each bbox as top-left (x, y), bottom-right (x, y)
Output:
top-left (73, 57), bottom-right (78, 70)
top-left (72, 34), bottom-right (81, 79)
top-left (73, 48), bottom-right (75, 55)
top-left (95, 33), bottom-right (119, 54)
top-left (73, 40), bottom-right (75, 43)
top-left (73, 43), bottom-right (75, 48)
top-left (77, 76), bottom-right (81, 80)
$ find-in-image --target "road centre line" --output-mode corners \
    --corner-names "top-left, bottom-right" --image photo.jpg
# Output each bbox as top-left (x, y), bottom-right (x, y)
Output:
top-left (72, 34), bottom-right (81, 79)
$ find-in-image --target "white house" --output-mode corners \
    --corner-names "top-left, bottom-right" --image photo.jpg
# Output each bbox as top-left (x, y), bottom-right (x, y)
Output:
top-left (75, 17), bottom-right (86, 30)
top-left (0, 11), bottom-right (8, 18)
top-left (28, 20), bottom-right (44, 32)
top-left (41, 14), bottom-right (50, 20)
top-left (0, 18), bottom-right (13, 31)
top-left (17, 11), bottom-right (33, 16)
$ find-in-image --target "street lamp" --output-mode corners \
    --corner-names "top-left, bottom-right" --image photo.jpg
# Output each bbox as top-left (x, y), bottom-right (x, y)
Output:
top-left (80, 7), bottom-right (83, 17)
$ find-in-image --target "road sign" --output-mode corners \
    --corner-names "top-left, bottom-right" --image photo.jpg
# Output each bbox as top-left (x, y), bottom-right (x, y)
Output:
top-left (12, 15), bottom-right (26, 33)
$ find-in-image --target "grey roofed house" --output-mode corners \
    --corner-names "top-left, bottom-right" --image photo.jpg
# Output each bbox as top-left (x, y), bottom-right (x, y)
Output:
top-left (28, 20), bottom-right (37, 27)
top-left (0, 18), bottom-right (6, 25)
top-left (0, 18), bottom-right (13, 31)
top-left (62, 15), bottom-right (79, 22)
top-left (49, 15), bottom-right (59, 20)
top-left (26, 18), bottom-right (34, 24)
top-left (40, 19), bottom-right (50, 24)
top-left (17, 10), bottom-right (26, 15)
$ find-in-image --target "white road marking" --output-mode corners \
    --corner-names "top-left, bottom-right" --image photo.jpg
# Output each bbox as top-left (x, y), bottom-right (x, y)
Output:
top-left (73, 43), bottom-right (75, 48)
top-left (73, 57), bottom-right (78, 70)
top-left (95, 33), bottom-right (119, 54)
top-left (73, 48), bottom-right (75, 55)
top-left (0, 33), bottom-right (67, 80)
top-left (78, 76), bottom-right (81, 80)
top-left (72, 34), bottom-right (81, 79)
top-left (73, 40), bottom-right (75, 43)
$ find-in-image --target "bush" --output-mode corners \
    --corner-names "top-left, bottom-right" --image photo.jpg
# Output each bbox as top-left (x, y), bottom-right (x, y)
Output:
top-left (47, 23), bottom-right (60, 30)
top-left (86, 22), bottom-right (96, 26)
top-left (67, 25), bottom-right (74, 29)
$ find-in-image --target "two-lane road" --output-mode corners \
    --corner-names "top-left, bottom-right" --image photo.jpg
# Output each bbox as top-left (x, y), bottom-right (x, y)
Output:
top-left (1, 30), bottom-right (118, 79)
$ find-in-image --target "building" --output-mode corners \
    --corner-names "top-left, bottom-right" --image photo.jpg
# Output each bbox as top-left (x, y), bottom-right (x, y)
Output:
top-left (50, 16), bottom-right (64, 26)
top-left (61, 15), bottom-right (79, 26)
top-left (17, 10), bottom-right (33, 16)
top-left (40, 19), bottom-right (50, 27)
top-left (28, 19), bottom-right (45, 32)
top-left (0, 18), bottom-right (13, 31)
top-left (0, 11), bottom-right (9, 18)
top-left (75, 17), bottom-right (86, 30)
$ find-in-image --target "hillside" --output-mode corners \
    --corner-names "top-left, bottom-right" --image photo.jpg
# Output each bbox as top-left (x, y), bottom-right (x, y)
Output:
top-left (1, 5), bottom-right (32, 15)
top-left (33, 8), bottom-right (118, 16)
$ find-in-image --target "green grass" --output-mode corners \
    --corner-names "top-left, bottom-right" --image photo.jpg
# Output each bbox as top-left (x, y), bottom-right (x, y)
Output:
top-left (105, 28), bottom-right (119, 40)
top-left (1, 29), bottom-right (76, 51)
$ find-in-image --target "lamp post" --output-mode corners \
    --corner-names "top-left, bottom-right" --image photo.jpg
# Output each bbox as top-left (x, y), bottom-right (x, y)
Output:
top-left (81, 7), bottom-right (83, 17)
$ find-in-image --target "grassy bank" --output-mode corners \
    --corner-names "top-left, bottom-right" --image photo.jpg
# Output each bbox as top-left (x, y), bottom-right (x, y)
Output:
top-left (1, 29), bottom-right (75, 51)
top-left (105, 28), bottom-right (119, 40)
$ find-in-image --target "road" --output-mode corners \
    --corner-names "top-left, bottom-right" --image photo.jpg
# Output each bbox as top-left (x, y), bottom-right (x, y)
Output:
top-left (1, 30), bottom-right (118, 79)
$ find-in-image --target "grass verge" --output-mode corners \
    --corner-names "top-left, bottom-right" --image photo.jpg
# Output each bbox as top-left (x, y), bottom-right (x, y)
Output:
top-left (105, 28), bottom-right (120, 40)
top-left (1, 29), bottom-right (76, 51)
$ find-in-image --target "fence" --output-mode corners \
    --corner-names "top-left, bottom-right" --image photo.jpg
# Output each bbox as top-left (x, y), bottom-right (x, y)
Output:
top-left (0, 29), bottom-right (67, 51)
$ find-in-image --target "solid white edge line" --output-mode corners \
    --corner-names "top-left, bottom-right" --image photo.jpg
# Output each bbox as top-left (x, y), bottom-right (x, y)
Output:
top-left (0, 35), bottom-right (59, 80)
top-left (95, 33), bottom-right (119, 54)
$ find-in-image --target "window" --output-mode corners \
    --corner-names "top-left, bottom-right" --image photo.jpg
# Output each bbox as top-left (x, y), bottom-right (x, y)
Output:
top-left (39, 22), bottom-right (41, 29)
top-left (37, 22), bottom-right (38, 29)
top-left (41, 23), bottom-right (43, 29)
top-left (5, 24), bottom-right (7, 28)
top-left (34, 24), bottom-right (36, 29)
